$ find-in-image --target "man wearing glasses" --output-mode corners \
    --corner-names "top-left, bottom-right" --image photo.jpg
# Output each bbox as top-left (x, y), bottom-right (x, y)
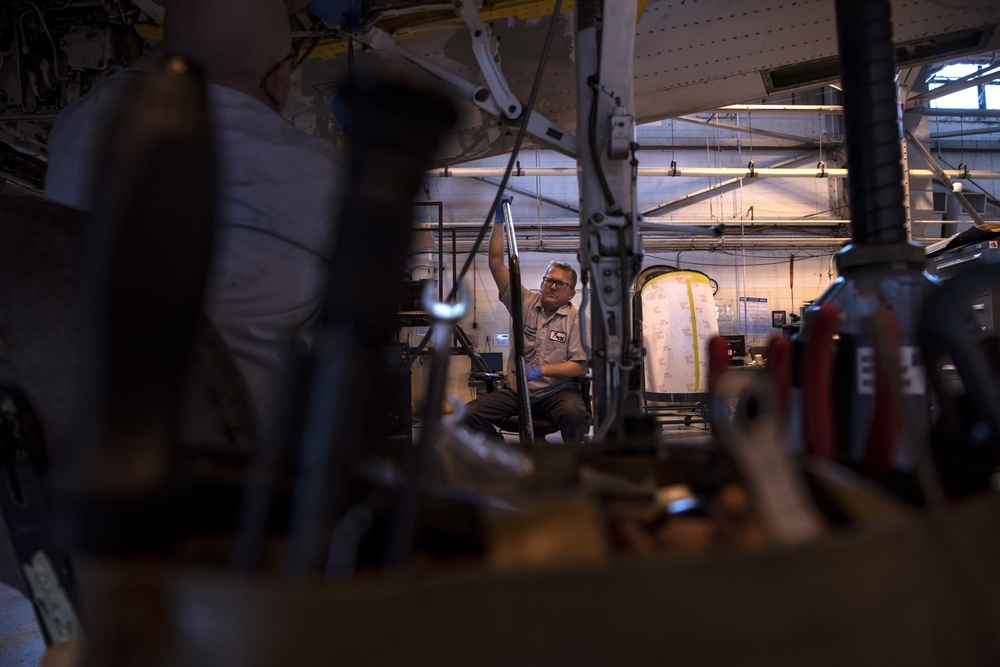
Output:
top-left (43, 0), bottom-right (345, 432)
top-left (460, 212), bottom-right (592, 445)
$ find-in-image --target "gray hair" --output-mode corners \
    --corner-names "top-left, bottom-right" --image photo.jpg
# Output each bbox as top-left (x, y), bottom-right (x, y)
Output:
top-left (546, 261), bottom-right (578, 289)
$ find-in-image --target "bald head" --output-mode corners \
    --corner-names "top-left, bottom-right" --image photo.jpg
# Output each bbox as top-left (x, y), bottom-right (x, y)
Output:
top-left (164, 0), bottom-right (292, 107)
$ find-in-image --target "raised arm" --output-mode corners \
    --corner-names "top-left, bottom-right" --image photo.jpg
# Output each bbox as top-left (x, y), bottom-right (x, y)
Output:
top-left (488, 213), bottom-right (511, 296)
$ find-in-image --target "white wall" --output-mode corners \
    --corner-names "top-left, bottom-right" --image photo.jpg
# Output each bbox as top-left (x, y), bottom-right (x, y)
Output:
top-left (404, 117), bottom-right (1000, 415)
top-left (407, 251), bottom-right (586, 412)
top-left (404, 245), bottom-right (837, 412)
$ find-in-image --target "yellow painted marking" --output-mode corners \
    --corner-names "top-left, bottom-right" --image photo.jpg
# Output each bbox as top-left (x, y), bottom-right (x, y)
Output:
top-left (648, 271), bottom-right (711, 392)
top-left (133, 23), bottom-right (163, 41)
top-left (308, 0), bottom-right (650, 61)
top-left (685, 278), bottom-right (701, 391)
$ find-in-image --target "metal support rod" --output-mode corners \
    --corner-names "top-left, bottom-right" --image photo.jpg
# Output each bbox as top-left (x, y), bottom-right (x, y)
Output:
top-left (417, 218), bottom-right (974, 231)
top-left (500, 198), bottom-right (535, 442)
top-left (642, 154), bottom-right (830, 216)
top-left (901, 125), bottom-right (914, 237)
top-left (905, 64), bottom-right (1000, 108)
top-left (713, 104), bottom-right (846, 114)
top-left (439, 204), bottom-right (444, 300)
top-left (412, 201), bottom-right (444, 300)
top-left (905, 129), bottom-right (987, 226)
top-left (409, 234), bottom-right (972, 254)
top-left (472, 176), bottom-right (580, 214)
top-left (455, 323), bottom-right (492, 373)
top-left (672, 115), bottom-right (820, 144)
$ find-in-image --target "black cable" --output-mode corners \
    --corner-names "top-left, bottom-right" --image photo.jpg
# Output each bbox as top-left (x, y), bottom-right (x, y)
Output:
top-left (407, 0), bottom-right (565, 364)
top-left (613, 226), bottom-right (632, 437)
top-left (589, 82), bottom-right (616, 207)
top-left (835, 0), bottom-right (908, 245)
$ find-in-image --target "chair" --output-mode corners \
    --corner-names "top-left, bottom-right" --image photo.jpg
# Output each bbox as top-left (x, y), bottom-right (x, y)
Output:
top-left (474, 372), bottom-right (593, 442)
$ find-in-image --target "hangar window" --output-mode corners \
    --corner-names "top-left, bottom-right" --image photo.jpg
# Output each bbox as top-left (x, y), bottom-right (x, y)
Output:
top-left (926, 63), bottom-right (999, 110)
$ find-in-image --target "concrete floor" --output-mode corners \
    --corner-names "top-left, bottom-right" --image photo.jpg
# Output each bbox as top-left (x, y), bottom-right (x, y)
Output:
top-left (0, 582), bottom-right (44, 666)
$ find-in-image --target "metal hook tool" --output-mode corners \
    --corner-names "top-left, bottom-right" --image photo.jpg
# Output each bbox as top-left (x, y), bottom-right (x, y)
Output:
top-left (382, 280), bottom-right (468, 568)
top-left (421, 279), bottom-right (469, 442)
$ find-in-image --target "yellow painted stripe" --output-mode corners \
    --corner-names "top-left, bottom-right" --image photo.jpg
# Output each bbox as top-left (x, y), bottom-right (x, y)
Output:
top-left (685, 277), bottom-right (701, 392)
top-left (133, 23), bottom-right (163, 41)
top-left (308, 0), bottom-right (650, 61)
top-left (133, 2), bottom-right (652, 60)
top-left (482, 0), bottom-right (651, 21)
top-left (645, 271), bottom-right (710, 392)
top-left (684, 272), bottom-right (712, 392)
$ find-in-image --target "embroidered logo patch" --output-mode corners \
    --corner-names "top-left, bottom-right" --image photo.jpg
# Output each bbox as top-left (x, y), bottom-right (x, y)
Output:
top-left (549, 330), bottom-right (567, 343)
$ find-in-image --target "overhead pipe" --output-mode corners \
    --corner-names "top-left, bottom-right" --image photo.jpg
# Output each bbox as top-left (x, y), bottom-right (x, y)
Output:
top-left (418, 219), bottom-right (855, 231)
top-left (407, 236), bottom-right (858, 254)
top-left (402, 235), bottom-right (966, 254)
top-left (713, 104), bottom-right (845, 114)
top-left (643, 153), bottom-right (843, 215)
top-left (434, 166), bottom-right (1000, 179)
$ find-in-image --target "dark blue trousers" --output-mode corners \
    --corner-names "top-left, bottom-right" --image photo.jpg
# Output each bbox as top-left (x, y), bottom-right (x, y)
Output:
top-left (461, 384), bottom-right (591, 445)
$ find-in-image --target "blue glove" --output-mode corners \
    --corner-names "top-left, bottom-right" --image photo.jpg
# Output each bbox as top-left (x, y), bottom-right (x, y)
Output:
top-left (524, 363), bottom-right (543, 381)
top-left (493, 195), bottom-right (514, 223)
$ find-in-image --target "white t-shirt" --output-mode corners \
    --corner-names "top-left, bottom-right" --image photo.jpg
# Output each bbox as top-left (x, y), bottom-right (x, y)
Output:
top-left (44, 63), bottom-right (346, 428)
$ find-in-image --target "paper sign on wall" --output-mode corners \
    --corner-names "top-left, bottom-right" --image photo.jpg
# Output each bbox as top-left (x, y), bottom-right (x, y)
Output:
top-left (739, 296), bottom-right (770, 335)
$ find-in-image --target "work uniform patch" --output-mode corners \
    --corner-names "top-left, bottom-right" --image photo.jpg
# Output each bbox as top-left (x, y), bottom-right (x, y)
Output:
top-left (523, 325), bottom-right (537, 340)
top-left (549, 330), bottom-right (567, 343)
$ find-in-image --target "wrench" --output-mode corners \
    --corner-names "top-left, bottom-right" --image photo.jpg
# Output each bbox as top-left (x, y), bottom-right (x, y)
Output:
top-left (382, 280), bottom-right (468, 567)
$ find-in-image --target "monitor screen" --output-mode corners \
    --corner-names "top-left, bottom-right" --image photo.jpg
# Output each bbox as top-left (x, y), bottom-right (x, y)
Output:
top-left (721, 334), bottom-right (746, 362)
top-left (480, 352), bottom-right (504, 372)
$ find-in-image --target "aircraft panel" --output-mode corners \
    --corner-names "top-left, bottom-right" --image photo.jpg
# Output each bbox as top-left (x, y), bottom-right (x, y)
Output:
top-left (0, 0), bottom-right (998, 184)
top-left (297, 0), bottom-right (1000, 163)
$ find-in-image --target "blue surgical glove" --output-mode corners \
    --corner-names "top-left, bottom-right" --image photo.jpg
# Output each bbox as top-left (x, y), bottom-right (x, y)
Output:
top-left (525, 363), bottom-right (543, 381)
top-left (493, 195), bottom-right (514, 223)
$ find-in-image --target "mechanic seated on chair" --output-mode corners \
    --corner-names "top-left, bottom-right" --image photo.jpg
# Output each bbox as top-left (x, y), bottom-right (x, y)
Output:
top-left (460, 212), bottom-right (592, 445)
top-left (43, 0), bottom-right (346, 433)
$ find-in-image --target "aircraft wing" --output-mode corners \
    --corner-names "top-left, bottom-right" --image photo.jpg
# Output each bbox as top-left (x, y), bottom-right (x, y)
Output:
top-left (294, 0), bottom-right (1000, 164)
top-left (0, 0), bottom-right (998, 190)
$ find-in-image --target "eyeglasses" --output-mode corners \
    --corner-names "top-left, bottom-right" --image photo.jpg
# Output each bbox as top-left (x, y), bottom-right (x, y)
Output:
top-left (259, 50), bottom-right (297, 89)
top-left (541, 277), bottom-right (571, 291)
